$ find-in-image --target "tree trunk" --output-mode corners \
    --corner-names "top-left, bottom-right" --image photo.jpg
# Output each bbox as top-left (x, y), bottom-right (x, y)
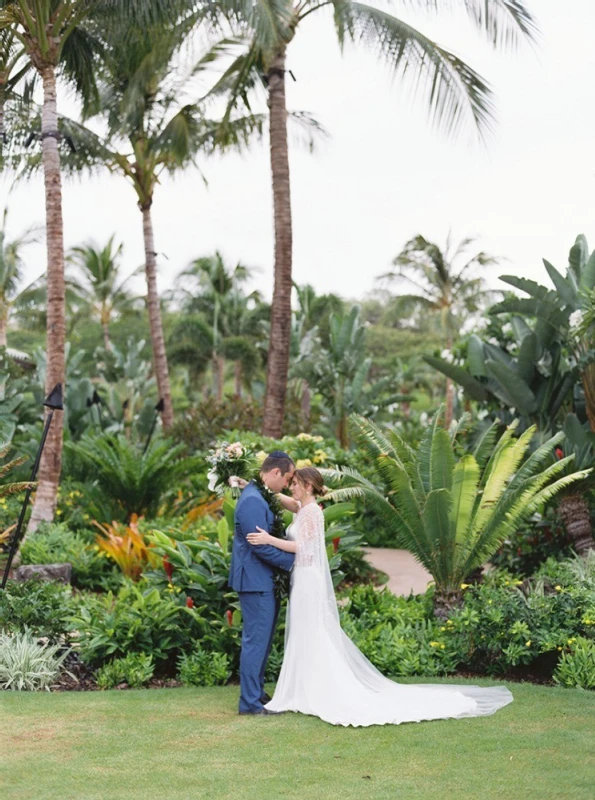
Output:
top-left (557, 493), bottom-right (595, 555)
top-left (433, 588), bottom-right (463, 620)
top-left (445, 377), bottom-right (454, 429)
top-left (27, 66), bottom-right (65, 532)
top-left (0, 311), bottom-right (7, 348)
top-left (581, 366), bottom-right (595, 433)
top-left (301, 380), bottom-right (311, 427)
top-left (217, 355), bottom-right (225, 401)
top-left (234, 361), bottom-right (243, 397)
top-left (141, 203), bottom-right (174, 430)
top-left (102, 321), bottom-right (111, 352)
top-left (262, 48), bottom-right (292, 439)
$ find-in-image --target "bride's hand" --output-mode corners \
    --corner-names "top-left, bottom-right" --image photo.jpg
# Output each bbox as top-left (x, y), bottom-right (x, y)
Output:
top-left (229, 476), bottom-right (249, 489)
top-left (246, 527), bottom-right (272, 546)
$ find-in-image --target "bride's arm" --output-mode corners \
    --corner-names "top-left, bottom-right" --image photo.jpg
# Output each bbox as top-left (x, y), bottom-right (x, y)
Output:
top-left (276, 494), bottom-right (300, 513)
top-left (229, 476), bottom-right (300, 513)
top-left (246, 527), bottom-right (297, 553)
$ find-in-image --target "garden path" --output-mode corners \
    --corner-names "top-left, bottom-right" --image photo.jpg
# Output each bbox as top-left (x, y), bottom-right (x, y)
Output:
top-left (363, 547), bottom-right (432, 596)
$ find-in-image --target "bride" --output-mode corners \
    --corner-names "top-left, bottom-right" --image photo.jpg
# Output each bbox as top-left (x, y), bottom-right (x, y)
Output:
top-left (245, 465), bottom-right (513, 727)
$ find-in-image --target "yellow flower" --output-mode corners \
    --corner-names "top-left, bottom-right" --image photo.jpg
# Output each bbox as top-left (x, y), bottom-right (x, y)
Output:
top-left (525, 640), bottom-right (532, 647)
top-left (313, 450), bottom-right (328, 464)
top-left (446, 619), bottom-right (454, 626)
top-left (555, 585), bottom-right (562, 592)
top-left (440, 644), bottom-right (445, 650)
top-left (313, 436), bottom-right (324, 443)
top-left (255, 450), bottom-right (268, 464)
top-left (440, 626), bottom-right (446, 632)
top-left (460, 583), bottom-right (470, 590)
top-left (56, 509), bottom-right (62, 516)
top-left (557, 646), bottom-right (563, 651)
top-left (567, 638), bottom-right (576, 645)
top-left (429, 641), bottom-right (440, 648)
top-left (296, 459), bottom-right (312, 469)
top-left (296, 433), bottom-right (313, 441)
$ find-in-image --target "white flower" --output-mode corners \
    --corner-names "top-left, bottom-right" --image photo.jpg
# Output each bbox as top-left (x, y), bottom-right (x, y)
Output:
top-left (501, 323), bottom-right (513, 335)
top-left (487, 337), bottom-right (500, 347)
top-left (440, 349), bottom-right (454, 363)
top-left (419, 412), bottom-right (428, 425)
top-left (569, 310), bottom-right (584, 331)
top-left (207, 469), bottom-right (218, 492)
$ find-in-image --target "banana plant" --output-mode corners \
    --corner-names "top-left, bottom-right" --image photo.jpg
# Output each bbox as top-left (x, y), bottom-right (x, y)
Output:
top-left (324, 411), bottom-right (590, 617)
top-left (425, 316), bottom-right (576, 432)
top-left (491, 235), bottom-right (595, 430)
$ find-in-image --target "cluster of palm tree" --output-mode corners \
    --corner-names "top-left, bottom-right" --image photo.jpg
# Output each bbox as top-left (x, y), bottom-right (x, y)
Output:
top-left (0, 0), bottom-right (537, 526)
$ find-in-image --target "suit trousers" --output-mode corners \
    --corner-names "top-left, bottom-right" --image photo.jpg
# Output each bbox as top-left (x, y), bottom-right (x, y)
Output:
top-left (238, 590), bottom-right (279, 712)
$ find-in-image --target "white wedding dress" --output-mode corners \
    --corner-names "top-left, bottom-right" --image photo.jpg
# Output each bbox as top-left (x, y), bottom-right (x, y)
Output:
top-left (265, 502), bottom-right (513, 727)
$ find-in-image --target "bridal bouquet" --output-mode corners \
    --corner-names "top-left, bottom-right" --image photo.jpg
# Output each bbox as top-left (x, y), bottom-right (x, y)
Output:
top-left (207, 441), bottom-right (254, 497)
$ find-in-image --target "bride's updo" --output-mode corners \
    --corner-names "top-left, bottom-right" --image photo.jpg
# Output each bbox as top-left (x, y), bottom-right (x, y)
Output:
top-left (294, 466), bottom-right (328, 497)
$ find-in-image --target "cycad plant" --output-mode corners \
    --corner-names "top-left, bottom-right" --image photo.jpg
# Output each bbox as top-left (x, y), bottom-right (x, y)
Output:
top-left (67, 434), bottom-right (198, 520)
top-left (325, 412), bottom-right (590, 617)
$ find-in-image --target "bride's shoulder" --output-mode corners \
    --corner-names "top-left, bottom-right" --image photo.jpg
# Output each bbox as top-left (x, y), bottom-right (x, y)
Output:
top-left (299, 501), bottom-right (323, 517)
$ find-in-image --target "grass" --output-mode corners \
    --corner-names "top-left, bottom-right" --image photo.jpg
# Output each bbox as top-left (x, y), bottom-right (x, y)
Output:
top-left (1, 679), bottom-right (594, 800)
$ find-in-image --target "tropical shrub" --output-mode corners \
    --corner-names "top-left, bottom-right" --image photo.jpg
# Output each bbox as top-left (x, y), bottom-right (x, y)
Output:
top-left (70, 582), bottom-right (201, 668)
top-left (0, 580), bottom-right (73, 641)
top-left (553, 638), bottom-right (595, 690)
top-left (19, 522), bottom-right (120, 591)
top-left (340, 585), bottom-right (456, 677)
top-left (177, 645), bottom-right (231, 687)
top-left (444, 575), bottom-right (595, 677)
top-left (0, 630), bottom-right (69, 691)
top-left (96, 653), bottom-right (155, 690)
top-left (491, 509), bottom-right (575, 577)
top-left (66, 433), bottom-right (199, 520)
top-left (327, 411), bottom-right (590, 615)
top-left (95, 516), bottom-right (159, 581)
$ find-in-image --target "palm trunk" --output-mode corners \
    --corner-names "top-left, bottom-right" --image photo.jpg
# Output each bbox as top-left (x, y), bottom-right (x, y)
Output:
top-left (557, 493), bottom-right (595, 555)
top-left (445, 377), bottom-right (454, 429)
top-left (262, 48), bottom-right (292, 439)
top-left (234, 361), bottom-right (243, 397)
top-left (581, 366), bottom-right (595, 433)
top-left (141, 203), bottom-right (174, 430)
top-left (217, 355), bottom-right (225, 401)
top-left (301, 380), bottom-right (311, 426)
top-left (102, 321), bottom-right (111, 352)
top-left (27, 65), bottom-right (65, 532)
top-left (0, 311), bottom-right (7, 348)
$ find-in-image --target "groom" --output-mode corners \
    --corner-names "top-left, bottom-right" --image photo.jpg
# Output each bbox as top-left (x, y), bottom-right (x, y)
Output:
top-left (229, 451), bottom-right (296, 715)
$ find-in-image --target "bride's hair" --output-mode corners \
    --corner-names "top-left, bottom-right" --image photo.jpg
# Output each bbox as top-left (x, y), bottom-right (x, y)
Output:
top-left (294, 466), bottom-right (327, 497)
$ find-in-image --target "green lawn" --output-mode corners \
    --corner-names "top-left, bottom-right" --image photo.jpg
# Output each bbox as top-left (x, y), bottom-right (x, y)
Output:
top-left (1, 679), bottom-right (594, 800)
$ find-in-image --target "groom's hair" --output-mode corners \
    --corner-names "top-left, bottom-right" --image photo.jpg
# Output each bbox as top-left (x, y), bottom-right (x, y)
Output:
top-left (261, 450), bottom-right (294, 475)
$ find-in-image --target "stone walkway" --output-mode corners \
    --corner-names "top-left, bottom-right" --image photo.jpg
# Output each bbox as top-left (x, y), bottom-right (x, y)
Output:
top-left (363, 547), bottom-right (432, 596)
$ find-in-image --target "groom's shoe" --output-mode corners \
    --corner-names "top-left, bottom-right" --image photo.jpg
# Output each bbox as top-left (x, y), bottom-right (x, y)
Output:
top-left (239, 707), bottom-right (276, 716)
top-left (260, 692), bottom-right (272, 704)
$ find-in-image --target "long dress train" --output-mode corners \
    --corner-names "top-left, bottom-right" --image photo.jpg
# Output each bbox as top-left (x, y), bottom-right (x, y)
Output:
top-left (266, 502), bottom-right (513, 727)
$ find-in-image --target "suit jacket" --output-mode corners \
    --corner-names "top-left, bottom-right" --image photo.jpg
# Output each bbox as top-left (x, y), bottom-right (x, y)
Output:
top-left (228, 482), bottom-right (295, 592)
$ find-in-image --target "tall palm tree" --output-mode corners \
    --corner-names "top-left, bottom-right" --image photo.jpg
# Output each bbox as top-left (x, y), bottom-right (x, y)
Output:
top-left (381, 233), bottom-right (501, 426)
top-left (68, 18), bottom-right (266, 429)
top-left (0, 0), bottom-right (188, 528)
top-left (67, 236), bottom-right (138, 351)
top-left (0, 208), bottom-right (37, 346)
top-left (209, 0), bottom-right (537, 438)
top-left (175, 252), bottom-right (257, 399)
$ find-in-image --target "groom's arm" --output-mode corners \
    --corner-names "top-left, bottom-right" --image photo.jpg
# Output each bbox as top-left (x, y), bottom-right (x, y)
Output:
top-left (240, 497), bottom-right (295, 572)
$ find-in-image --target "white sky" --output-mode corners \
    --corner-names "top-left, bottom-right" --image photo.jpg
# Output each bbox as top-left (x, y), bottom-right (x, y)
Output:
top-left (1, 0), bottom-right (593, 305)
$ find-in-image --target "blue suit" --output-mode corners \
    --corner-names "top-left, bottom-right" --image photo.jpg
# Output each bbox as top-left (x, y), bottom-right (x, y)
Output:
top-left (229, 482), bottom-right (295, 712)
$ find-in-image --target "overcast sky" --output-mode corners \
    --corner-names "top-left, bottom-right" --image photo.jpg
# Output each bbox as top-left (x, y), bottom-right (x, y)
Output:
top-left (1, 0), bottom-right (593, 305)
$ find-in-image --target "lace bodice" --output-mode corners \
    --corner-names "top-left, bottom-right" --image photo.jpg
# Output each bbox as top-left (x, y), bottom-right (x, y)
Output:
top-left (288, 502), bottom-right (324, 567)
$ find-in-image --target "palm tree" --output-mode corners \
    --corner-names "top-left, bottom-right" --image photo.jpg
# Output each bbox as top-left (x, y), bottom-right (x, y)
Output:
top-left (175, 252), bottom-right (257, 399)
top-left (209, 0), bottom-right (537, 438)
top-left (382, 234), bottom-right (501, 426)
top-left (68, 18), bottom-right (266, 429)
top-left (0, 208), bottom-right (37, 347)
top-left (0, 0), bottom-right (190, 527)
top-left (67, 236), bottom-right (138, 351)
